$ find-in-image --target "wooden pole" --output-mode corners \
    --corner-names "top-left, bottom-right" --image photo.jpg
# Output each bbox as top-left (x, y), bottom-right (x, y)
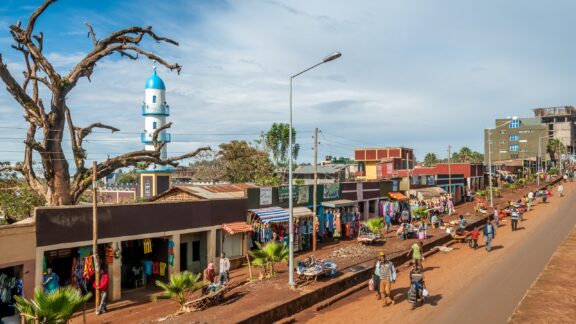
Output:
top-left (92, 161), bottom-right (101, 312)
top-left (448, 145), bottom-right (452, 197)
top-left (312, 128), bottom-right (318, 252)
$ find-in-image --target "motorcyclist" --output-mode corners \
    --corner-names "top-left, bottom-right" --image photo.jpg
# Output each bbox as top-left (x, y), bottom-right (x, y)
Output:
top-left (408, 262), bottom-right (426, 307)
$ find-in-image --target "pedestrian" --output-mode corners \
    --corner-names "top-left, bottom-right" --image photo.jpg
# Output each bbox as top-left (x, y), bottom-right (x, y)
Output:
top-left (510, 208), bottom-right (520, 231)
top-left (376, 252), bottom-right (396, 306)
top-left (483, 220), bottom-right (495, 251)
top-left (42, 267), bottom-right (59, 293)
top-left (447, 197), bottom-right (455, 216)
top-left (94, 269), bottom-right (109, 315)
top-left (407, 240), bottom-right (424, 269)
top-left (219, 252), bottom-right (230, 285)
top-left (558, 184), bottom-right (564, 197)
top-left (373, 253), bottom-right (383, 299)
top-left (385, 214), bottom-right (392, 233)
top-left (527, 191), bottom-right (534, 211)
top-left (202, 262), bottom-right (216, 294)
top-left (458, 215), bottom-right (467, 229)
top-left (469, 227), bottom-right (480, 249)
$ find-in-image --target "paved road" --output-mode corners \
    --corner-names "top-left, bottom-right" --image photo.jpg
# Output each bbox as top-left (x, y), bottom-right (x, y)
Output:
top-left (294, 182), bottom-right (576, 324)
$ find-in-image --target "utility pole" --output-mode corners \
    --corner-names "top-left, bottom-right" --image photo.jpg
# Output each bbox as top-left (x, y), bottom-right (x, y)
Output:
top-left (488, 130), bottom-right (494, 208)
top-left (448, 145), bottom-right (452, 197)
top-left (406, 151), bottom-right (411, 200)
top-left (92, 161), bottom-right (101, 311)
top-left (312, 128), bottom-right (318, 252)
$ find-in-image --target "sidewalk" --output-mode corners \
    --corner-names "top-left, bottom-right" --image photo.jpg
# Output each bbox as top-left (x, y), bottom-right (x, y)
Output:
top-left (508, 218), bottom-right (576, 323)
top-left (77, 181), bottom-right (554, 323)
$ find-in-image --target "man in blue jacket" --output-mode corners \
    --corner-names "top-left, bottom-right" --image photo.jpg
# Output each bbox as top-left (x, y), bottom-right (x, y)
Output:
top-left (483, 220), bottom-right (496, 251)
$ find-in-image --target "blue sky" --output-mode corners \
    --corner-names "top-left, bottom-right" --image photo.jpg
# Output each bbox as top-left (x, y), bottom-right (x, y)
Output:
top-left (1, 0), bottom-right (576, 169)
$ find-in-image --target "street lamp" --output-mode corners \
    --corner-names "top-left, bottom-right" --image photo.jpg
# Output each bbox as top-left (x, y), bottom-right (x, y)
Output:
top-left (486, 117), bottom-right (517, 208)
top-left (288, 51), bottom-right (342, 288)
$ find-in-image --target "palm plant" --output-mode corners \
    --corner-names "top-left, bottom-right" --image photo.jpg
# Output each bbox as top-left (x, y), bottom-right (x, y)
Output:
top-left (15, 287), bottom-right (91, 324)
top-left (249, 241), bottom-right (289, 278)
top-left (152, 271), bottom-right (205, 312)
top-left (411, 206), bottom-right (427, 222)
top-left (364, 217), bottom-right (384, 234)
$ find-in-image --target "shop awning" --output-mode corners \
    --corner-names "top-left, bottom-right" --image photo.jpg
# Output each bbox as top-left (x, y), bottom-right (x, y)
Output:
top-left (222, 222), bottom-right (253, 235)
top-left (251, 207), bottom-right (289, 223)
top-left (321, 199), bottom-right (357, 208)
top-left (291, 207), bottom-right (313, 218)
top-left (388, 192), bottom-right (408, 200)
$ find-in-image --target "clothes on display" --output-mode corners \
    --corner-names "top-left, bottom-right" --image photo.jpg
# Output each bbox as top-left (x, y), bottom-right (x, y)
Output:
top-left (380, 200), bottom-right (411, 224)
top-left (143, 239), bottom-right (153, 254)
top-left (0, 274), bottom-right (16, 303)
top-left (323, 206), bottom-right (359, 238)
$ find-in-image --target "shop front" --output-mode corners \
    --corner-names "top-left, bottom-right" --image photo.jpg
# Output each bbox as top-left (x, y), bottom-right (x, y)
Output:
top-left (220, 222), bottom-right (253, 269)
top-left (121, 237), bottom-right (170, 290)
top-left (381, 192), bottom-right (411, 224)
top-left (320, 200), bottom-right (359, 239)
top-left (248, 206), bottom-right (314, 252)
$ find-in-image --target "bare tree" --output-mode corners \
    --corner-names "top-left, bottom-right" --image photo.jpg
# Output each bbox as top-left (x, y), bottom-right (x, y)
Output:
top-left (0, 0), bottom-right (209, 205)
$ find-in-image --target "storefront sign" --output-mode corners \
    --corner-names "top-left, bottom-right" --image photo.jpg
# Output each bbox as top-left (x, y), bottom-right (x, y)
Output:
top-left (279, 185), bottom-right (298, 202)
top-left (297, 186), bottom-right (309, 204)
top-left (323, 183), bottom-right (339, 199)
top-left (260, 187), bottom-right (272, 205)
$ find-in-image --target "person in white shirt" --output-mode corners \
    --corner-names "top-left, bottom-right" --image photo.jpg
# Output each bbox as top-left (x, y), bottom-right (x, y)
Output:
top-left (219, 252), bottom-right (230, 285)
top-left (558, 184), bottom-right (564, 197)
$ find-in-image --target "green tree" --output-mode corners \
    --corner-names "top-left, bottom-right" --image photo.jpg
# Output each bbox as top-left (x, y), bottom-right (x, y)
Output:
top-left (15, 287), bottom-right (91, 324)
top-left (0, 170), bottom-right (45, 223)
top-left (264, 123), bottom-right (300, 166)
top-left (364, 218), bottom-right (384, 234)
top-left (423, 153), bottom-right (439, 167)
top-left (152, 271), bottom-right (205, 313)
top-left (116, 170), bottom-right (138, 184)
top-left (249, 241), bottom-right (289, 278)
top-left (546, 139), bottom-right (566, 162)
top-left (219, 140), bottom-right (277, 184)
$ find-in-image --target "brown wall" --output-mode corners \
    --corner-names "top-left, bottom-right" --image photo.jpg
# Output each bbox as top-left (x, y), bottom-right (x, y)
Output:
top-left (0, 223), bottom-right (36, 297)
top-left (35, 198), bottom-right (247, 247)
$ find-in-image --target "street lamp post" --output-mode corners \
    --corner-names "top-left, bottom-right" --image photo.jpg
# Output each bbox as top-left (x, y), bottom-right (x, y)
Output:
top-left (537, 135), bottom-right (548, 186)
top-left (288, 52), bottom-right (341, 288)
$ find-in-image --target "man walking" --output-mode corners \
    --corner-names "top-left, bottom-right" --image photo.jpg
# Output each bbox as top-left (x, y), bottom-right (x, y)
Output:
top-left (510, 207), bottom-right (520, 231)
top-left (483, 220), bottom-right (496, 251)
top-left (558, 184), bottom-right (564, 197)
top-left (527, 191), bottom-right (534, 211)
top-left (492, 206), bottom-right (499, 227)
top-left (94, 269), bottom-right (109, 315)
top-left (376, 252), bottom-right (396, 306)
top-left (219, 252), bottom-right (230, 285)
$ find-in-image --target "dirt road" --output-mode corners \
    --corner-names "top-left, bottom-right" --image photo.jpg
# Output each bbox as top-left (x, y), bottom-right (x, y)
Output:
top-left (294, 182), bottom-right (576, 324)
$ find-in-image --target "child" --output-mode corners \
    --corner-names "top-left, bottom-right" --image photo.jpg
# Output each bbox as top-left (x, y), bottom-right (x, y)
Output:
top-left (469, 227), bottom-right (480, 249)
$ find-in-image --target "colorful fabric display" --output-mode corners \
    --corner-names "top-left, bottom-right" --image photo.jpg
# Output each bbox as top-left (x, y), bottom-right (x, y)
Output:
top-left (144, 261), bottom-right (153, 275)
top-left (83, 256), bottom-right (95, 279)
top-left (143, 239), bottom-right (152, 254)
top-left (159, 262), bottom-right (167, 276)
top-left (152, 262), bottom-right (159, 275)
top-left (105, 246), bottom-right (115, 264)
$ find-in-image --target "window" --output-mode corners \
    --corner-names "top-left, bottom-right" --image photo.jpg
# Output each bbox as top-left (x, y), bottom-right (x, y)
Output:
top-left (509, 120), bottom-right (520, 128)
top-left (510, 144), bottom-right (520, 151)
top-left (192, 241), bottom-right (200, 262)
top-left (152, 122), bottom-right (157, 129)
top-left (152, 95), bottom-right (157, 103)
top-left (509, 135), bottom-right (519, 141)
top-left (511, 154), bottom-right (519, 159)
top-left (499, 140), bottom-right (506, 144)
top-left (499, 130), bottom-right (507, 135)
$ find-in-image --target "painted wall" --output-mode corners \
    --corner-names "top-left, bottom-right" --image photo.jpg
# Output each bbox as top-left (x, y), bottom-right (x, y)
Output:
top-left (0, 223), bottom-right (36, 297)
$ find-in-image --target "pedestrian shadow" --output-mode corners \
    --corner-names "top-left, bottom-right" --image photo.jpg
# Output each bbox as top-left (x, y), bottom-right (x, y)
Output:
top-left (490, 245), bottom-right (504, 251)
top-left (219, 291), bottom-right (248, 306)
top-left (392, 287), bottom-right (410, 303)
top-left (423, 266), bottom-right (440, 272)
top-left (426, 293), bottom-right (443, 306)
top-left (515, 227), bottom-right (526, 231)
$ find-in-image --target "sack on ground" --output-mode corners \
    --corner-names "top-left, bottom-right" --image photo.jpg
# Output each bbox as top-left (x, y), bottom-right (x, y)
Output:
top-left (368, 278), bottom-right (374, 291)
top-left (422, 288), bottom-right (429, 297)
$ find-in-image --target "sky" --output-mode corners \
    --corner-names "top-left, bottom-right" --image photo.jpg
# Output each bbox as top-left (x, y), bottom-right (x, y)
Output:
top-left (1, 0), bottom-right (576, 170)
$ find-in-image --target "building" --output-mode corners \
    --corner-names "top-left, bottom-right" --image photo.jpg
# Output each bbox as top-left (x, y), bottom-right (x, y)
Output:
top-left (138, 67), bottom-right (174, 199)
top-left (34, 198), bottom-right (247, 302)
top-left (533, 106), bottom-right (576, 154)
top-left (411, 163), bottom-right (485, 203)
top-left (293, 164), bottom-right (351, 184)
top-left (354, 147), bottom-right (414, 181)
top-left (484, 117), bottom-right (547, 163)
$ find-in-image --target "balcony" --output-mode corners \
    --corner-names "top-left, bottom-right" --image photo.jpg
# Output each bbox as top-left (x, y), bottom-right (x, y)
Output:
top-left (141, 103), bottom-right (170, 116)
top-left (141, 132), bottom-right (171, 144)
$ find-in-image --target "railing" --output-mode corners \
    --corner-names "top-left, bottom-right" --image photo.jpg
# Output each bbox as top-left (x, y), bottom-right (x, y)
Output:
top-left (141, 103), bottom-right (170, 116)
top-left (140, 132), bottom-right (171, 143)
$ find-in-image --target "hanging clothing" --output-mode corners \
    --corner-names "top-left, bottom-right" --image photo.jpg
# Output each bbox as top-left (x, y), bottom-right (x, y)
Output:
top-left (144, 261), bottom-right (153, 275)
top-left (159, 262), bottom-right (167, 276)
top-left (143, 239), bottom-right (153, 254)
top-left (105, 246), bottom-right (115, 264)
top-left (83, 256), bottom-right (95, 279)
top-left (152, 262), bottom-right (160, 275)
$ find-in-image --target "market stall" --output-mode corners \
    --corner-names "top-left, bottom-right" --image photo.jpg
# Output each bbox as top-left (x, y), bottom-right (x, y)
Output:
top-left (222, 222), bottom-right (253, 269)
top-left (321, 200), bottom-right (359, 239)
top-left (381, 192), bottom-right (411, 224)
top-left (296, 256), bottom-right (337, 281)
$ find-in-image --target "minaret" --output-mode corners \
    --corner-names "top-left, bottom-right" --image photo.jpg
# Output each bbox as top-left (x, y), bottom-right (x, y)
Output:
top-left (139, 67), bottom-right (174, 198)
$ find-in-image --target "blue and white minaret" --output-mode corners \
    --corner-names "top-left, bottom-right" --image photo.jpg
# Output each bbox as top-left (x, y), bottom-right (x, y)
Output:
top-left (139, 67), bottom-right (174, 198)
top-left (141, 66), bottom-right (172, 171)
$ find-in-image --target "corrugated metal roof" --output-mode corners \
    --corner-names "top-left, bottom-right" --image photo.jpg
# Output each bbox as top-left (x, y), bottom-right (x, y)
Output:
top-left (293, 164), bottom-right (347, 175)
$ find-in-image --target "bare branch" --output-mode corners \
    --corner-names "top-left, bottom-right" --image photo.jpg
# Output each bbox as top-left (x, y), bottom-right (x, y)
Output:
top-left (77, 122), bottom-right (119, 142)
top-left (84, 21), bottom-right (98, 46)
top-left (25, 0), bottom-right (57, 38)
top-left (0, 163), bottom-right (23, 172)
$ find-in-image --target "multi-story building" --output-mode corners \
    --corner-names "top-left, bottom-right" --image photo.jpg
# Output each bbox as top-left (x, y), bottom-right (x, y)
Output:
top-left (533, 106), bottom-right (576, 154)
top-left (484, 117), bottom-right (547, 163)
top-left (354, 147), bottom-right (414, 181)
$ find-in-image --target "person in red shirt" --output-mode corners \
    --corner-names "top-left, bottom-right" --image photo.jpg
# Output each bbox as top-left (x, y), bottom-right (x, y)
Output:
top-left (469, 227), bottom-right (480, 249)
top-left (94, 269), bottom-right (109, 315)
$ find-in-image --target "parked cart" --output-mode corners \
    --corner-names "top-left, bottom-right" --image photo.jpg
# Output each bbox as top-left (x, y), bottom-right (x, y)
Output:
top-left (357, 225), bottom-right (381, 244)
top-left (297, 257), bottom-right (338, 281)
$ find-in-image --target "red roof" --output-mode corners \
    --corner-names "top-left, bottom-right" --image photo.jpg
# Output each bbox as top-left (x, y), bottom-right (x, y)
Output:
top-left (222, 222), bottom-right (253, 235)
